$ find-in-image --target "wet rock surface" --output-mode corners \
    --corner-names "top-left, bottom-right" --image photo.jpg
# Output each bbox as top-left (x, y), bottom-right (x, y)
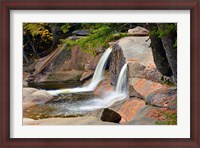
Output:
top-left (94, 79), bottom-right (114, 96)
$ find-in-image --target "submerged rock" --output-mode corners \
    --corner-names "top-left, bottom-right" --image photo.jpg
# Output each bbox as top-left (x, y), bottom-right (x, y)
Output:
top-left (101, 108), bottom-right (121, 123)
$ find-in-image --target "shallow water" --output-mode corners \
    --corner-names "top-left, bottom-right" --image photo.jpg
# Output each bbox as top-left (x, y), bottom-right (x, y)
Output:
top-left (23, 92), bottom-right (96, 120)
top-left (28, 80), bottom-right (82, 90)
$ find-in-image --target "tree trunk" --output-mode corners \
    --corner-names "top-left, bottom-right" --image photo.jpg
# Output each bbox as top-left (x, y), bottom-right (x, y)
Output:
top-left (148, 24), bottom-right (173, 77)
top-left (50, 23), bottom-right (62, 50)
top-left (27, 34), bottom-right (39, 58)
top-left (157, 24), bottom-right (177, 82)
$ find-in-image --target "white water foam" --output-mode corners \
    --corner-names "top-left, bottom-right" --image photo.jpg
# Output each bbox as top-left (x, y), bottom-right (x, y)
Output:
top-left (67, 63), bottom-right (129, 111)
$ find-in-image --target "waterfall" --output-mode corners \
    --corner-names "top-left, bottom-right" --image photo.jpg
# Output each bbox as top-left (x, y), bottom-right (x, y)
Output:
top-left (75, 63), bottom-right (128, 111)
top-left (115, 63), bottom-right (128, 95)
top-left (48, 47), bottom-right (112, 95)
top-left (87, 47), bottom-right (112, 90)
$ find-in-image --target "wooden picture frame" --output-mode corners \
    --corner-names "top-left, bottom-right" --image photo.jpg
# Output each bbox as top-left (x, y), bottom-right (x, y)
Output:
top-left (1, 0), bottom-right (199, 147)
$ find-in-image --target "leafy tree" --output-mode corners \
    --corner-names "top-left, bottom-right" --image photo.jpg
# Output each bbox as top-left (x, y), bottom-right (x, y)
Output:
top-left (23, 23), bottom-right (53, 62)
top-left (61, 23), bottom-right (128, 55)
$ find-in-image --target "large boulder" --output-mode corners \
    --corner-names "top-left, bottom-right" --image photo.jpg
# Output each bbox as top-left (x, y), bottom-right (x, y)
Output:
top-left (128, 26), bottom-right (149, 36)
top-left (109, 44), bottom-right (126, 86)
top-left (101, 108), bottom-right (122, 123)
top-left (23, 88), bottom-right (53, 110)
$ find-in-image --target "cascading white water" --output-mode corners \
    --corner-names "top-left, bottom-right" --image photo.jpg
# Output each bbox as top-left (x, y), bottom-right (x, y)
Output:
top-left (87, 47), bottom-right (112, 90)
top-left (73, 63), bottom-right (128, 111)
top-left (115, 63), bottom-right (128, 95)
top-left (48, 47), bottom-right (112, 96)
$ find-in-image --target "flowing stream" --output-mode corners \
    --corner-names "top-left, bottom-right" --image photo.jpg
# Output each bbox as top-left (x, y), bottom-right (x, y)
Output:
top-left (24, 50), bottom-right (129, 119)
top-left (47, 47), bottom-right (112, 96)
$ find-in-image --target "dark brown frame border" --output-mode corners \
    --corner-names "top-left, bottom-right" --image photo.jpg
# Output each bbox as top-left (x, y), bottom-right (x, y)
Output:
top-left (0, 0), bottom-right (199, 147)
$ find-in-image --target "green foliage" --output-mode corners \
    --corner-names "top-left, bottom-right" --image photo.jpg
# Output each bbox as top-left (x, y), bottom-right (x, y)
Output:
top-left (161, 76), bottom-right (176, 86)
top-left (149, 23), bottom-right (177, 50)
top-left (149, 23), bottom-right (177, 38)
top-left (61, 24), bottom-right (71, 33)
top-left (157, 23), bottom-right (177, 38)
top-left (155, 110), bottom-right (177, 125)
top-left (62, 23), bottom-right (128, 55)
top-left (23, 23), bottom-right (53, 61)
top-left (23, 23), bottom-right (53, 41)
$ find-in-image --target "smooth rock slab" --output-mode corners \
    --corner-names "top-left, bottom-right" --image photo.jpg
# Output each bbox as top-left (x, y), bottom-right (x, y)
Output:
top-left (118, 36), bottom-right (154, 66)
